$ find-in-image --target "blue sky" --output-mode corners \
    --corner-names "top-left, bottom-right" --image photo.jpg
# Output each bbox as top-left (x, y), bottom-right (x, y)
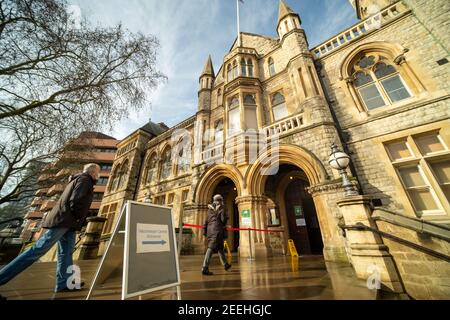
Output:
top-left (68, 0), bottom-right (359, 139)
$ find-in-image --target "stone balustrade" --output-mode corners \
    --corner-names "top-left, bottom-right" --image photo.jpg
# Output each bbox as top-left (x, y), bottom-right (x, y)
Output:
top-left (311, 1), bottom-right (409, 59)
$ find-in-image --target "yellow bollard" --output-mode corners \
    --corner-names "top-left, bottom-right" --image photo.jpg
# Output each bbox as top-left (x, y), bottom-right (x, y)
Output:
top-left (288, 239), bottom-right (299, 257)
top-left (224, 240), bottom-right (232, 262)
top-left (290, 256), bottom-right (299, 272)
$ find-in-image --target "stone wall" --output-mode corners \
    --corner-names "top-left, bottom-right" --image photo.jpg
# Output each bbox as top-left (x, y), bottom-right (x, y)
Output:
top-left (375, 219), bottom-right (450, 299)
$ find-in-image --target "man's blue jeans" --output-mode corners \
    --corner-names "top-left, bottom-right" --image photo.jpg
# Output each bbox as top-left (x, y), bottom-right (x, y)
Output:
top-left (0, 227), bottom-right (76, 292)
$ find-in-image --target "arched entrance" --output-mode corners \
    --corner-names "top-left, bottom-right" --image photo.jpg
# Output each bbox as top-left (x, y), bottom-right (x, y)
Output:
top-left (246, 144), bottom-right (331, 257)
top-left (194, 164), bottom-right (244, 253)
top-left (212, 177), bottom-right (239, 251)
top-left (264, 164), bottom-right (323, 255)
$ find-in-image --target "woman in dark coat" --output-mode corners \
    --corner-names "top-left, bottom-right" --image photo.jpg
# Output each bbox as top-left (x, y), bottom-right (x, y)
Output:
top-left (202, 194), bottom-right (232, 275)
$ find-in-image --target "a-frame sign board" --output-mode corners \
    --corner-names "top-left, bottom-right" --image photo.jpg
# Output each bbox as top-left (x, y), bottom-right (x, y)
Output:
top-left (86, 201), bottom-right (181, 300)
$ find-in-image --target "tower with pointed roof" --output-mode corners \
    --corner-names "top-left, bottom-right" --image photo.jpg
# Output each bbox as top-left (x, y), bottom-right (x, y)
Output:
top-left (198, 55), bottom-right (215, 111)
top-left (277, 0), bottom-right (302, 40)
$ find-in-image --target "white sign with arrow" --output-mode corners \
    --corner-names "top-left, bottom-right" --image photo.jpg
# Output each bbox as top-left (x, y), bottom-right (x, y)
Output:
top-left (136, 223), bottom-right (170, 253)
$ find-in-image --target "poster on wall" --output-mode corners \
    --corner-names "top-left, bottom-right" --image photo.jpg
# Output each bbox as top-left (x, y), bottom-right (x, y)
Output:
top-left (270, 208), bottom-right (279, 225)
top-left (294, 205), bottom-right (306, 226)
top-left (241, 209), bottom-right (251, 226)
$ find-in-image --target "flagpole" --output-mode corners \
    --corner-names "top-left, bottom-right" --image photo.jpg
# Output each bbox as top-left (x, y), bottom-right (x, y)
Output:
top-left (236, 0), bottom-right (241, 47)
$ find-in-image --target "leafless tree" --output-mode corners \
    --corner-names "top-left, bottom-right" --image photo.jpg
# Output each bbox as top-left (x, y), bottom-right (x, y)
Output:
top-left (0, 0), bottom-right (165, 210)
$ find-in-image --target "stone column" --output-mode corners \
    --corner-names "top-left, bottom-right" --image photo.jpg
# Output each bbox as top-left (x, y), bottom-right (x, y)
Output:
top-left (235, 195), bottom-right (272, 259)
top-left (73, 216), bottom-right (106, 260)
top-left (337, 195), bottom-right (405, 293)
top-left (183, 203), bottom-right (208, 255)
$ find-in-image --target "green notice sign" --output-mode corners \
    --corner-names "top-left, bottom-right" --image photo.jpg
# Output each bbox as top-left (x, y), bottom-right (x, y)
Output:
top-left (241, 209), bottom-right (251, 226)
top-left (294, 206), bottom-right (303, 218)
top-left (294, 205), bottom-right (306, 227)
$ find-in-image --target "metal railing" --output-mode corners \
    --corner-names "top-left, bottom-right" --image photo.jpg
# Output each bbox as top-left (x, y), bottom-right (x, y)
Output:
top-left (342, 222), bottom-right (450, 262)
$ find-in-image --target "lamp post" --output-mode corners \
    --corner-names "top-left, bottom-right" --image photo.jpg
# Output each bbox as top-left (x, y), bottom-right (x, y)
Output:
top-left (328, 143), bottom-right (358, 197)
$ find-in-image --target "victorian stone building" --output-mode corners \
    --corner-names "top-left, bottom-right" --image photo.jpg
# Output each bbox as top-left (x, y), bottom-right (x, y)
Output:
top-left (91, 0), bottom-right (449, 299)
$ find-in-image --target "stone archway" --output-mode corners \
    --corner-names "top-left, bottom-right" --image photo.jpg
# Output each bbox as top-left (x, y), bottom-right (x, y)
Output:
top-left (194, 164), bottom-right (245, 205)
top-left (245, 144), bottom-right (347, 262)
top-left (246, 144), bottom-right (329, 195)
top-left (188, 164), bottom-right (245, 250)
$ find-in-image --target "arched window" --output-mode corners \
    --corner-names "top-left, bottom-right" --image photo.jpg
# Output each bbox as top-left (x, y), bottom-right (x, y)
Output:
top-left (271, 92), bottom-right (288, 121)
top-left (268, 57), bottom-right (275, 77)
top-left (241, 58), bottom-right (247, 77)
top-left (232, 60), bottom-right (238, 79)
top-left (243, 94), bottom-right (257, 129)
top-left (228, 96), bottom-right (240, 136)
top-left (217, 88), bottom-right (222, 106)
top-left (117, 160), bottom-right (129, 190)
top-left (145, 153), bottom-right (157, 185)
top-left (214, 120), bottom-right (224, 144)
top-left (160, 147), bottom-right (172, 180)
top-left (244, 94), bottom-right (256, 105)
top-left (284, 20), bottom-right (289, 33)
top-left (109, 166), bottom-right (120, 191)
top-left (227, 64), bottom-right (233, 82)
top-left (247, 59), bottom-right (253, 77)
top-left (229, 96), bottom-right (239, 109)
top-left (175, 138), bottom-right (190, 175)
top-left (351, 54), bottom-right (411, 110)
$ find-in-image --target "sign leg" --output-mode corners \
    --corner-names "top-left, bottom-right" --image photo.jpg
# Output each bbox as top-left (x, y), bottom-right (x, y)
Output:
top-left (248, 229), bottom-right (254, 262)
top-left (176, 285), bottom-right (182, 300)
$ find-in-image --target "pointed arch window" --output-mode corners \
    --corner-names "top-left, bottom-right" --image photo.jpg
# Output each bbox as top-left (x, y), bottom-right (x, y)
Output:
top-left (175, 138), bottom-right (191, 175)
top-left (160, 147), bottom-right (172, 180)
top-left (217, 88), bottom-right (222, 106)
top-left (268, 57), bottom-right (275, 77)
top-left (247, 59), bottom-right (254, 77)
top-left (228, 96), bottom-right (241, 136)
top-left (351, 54), bottom-right (411, 110)
top-left (117, 160), bottom-right (129, 190)
top-left (244, 94), bottom-right (256, 105)
top-left (241, 58), bottom-right (247, 77)
top-left (145, 153), bottom-right (157, 185)
top-left (109, 166), bottom-right (120, 192)
top-left (271, 92), bottom-right (288, 121)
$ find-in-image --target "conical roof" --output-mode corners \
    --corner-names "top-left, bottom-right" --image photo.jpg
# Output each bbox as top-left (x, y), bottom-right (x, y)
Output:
top-left (277, 0), bottom-right (299, 25)
top-left (201, 55), bottom-right (215, 77)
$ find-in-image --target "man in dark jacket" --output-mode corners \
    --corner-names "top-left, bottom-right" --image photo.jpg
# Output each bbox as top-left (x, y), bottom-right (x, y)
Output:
top-left (202, 194), bottom-right (232, 275)
top-left (0, 163), bottom-right (100, 293)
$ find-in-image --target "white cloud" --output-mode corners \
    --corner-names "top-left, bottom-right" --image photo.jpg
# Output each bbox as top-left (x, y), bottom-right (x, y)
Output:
top-left (69, 0), bottom-right (357, 140)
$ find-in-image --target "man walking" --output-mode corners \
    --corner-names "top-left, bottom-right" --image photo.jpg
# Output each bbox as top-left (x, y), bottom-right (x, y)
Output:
top-left (202, 194), bottom-right (232, 275)
top-left (0, 163), bottom-right (100, 294)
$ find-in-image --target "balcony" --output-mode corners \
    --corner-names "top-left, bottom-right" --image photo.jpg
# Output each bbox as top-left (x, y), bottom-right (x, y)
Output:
top-left (264, 114), bottom-right (304, 138)
top-left (24, 211), bottom-right (44, 220)
top-left (40, 200), bottom-right (56, 211)
top-left (35, 188), bottom-right (48, 196)
top-left (311, 1), bottom-right (409, 59)
top-left (47, 184), bottom-right (64, 196)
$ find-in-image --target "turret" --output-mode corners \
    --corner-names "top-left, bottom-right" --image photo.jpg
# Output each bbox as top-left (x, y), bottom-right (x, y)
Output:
top-left (276, 0), bottom-right (302, 40)
top-left (198, 55), bottom-right (215, 111)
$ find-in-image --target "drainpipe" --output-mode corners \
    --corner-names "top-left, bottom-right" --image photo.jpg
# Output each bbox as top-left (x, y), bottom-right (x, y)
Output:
top-left (314, 60), bottom-right (362, 190)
